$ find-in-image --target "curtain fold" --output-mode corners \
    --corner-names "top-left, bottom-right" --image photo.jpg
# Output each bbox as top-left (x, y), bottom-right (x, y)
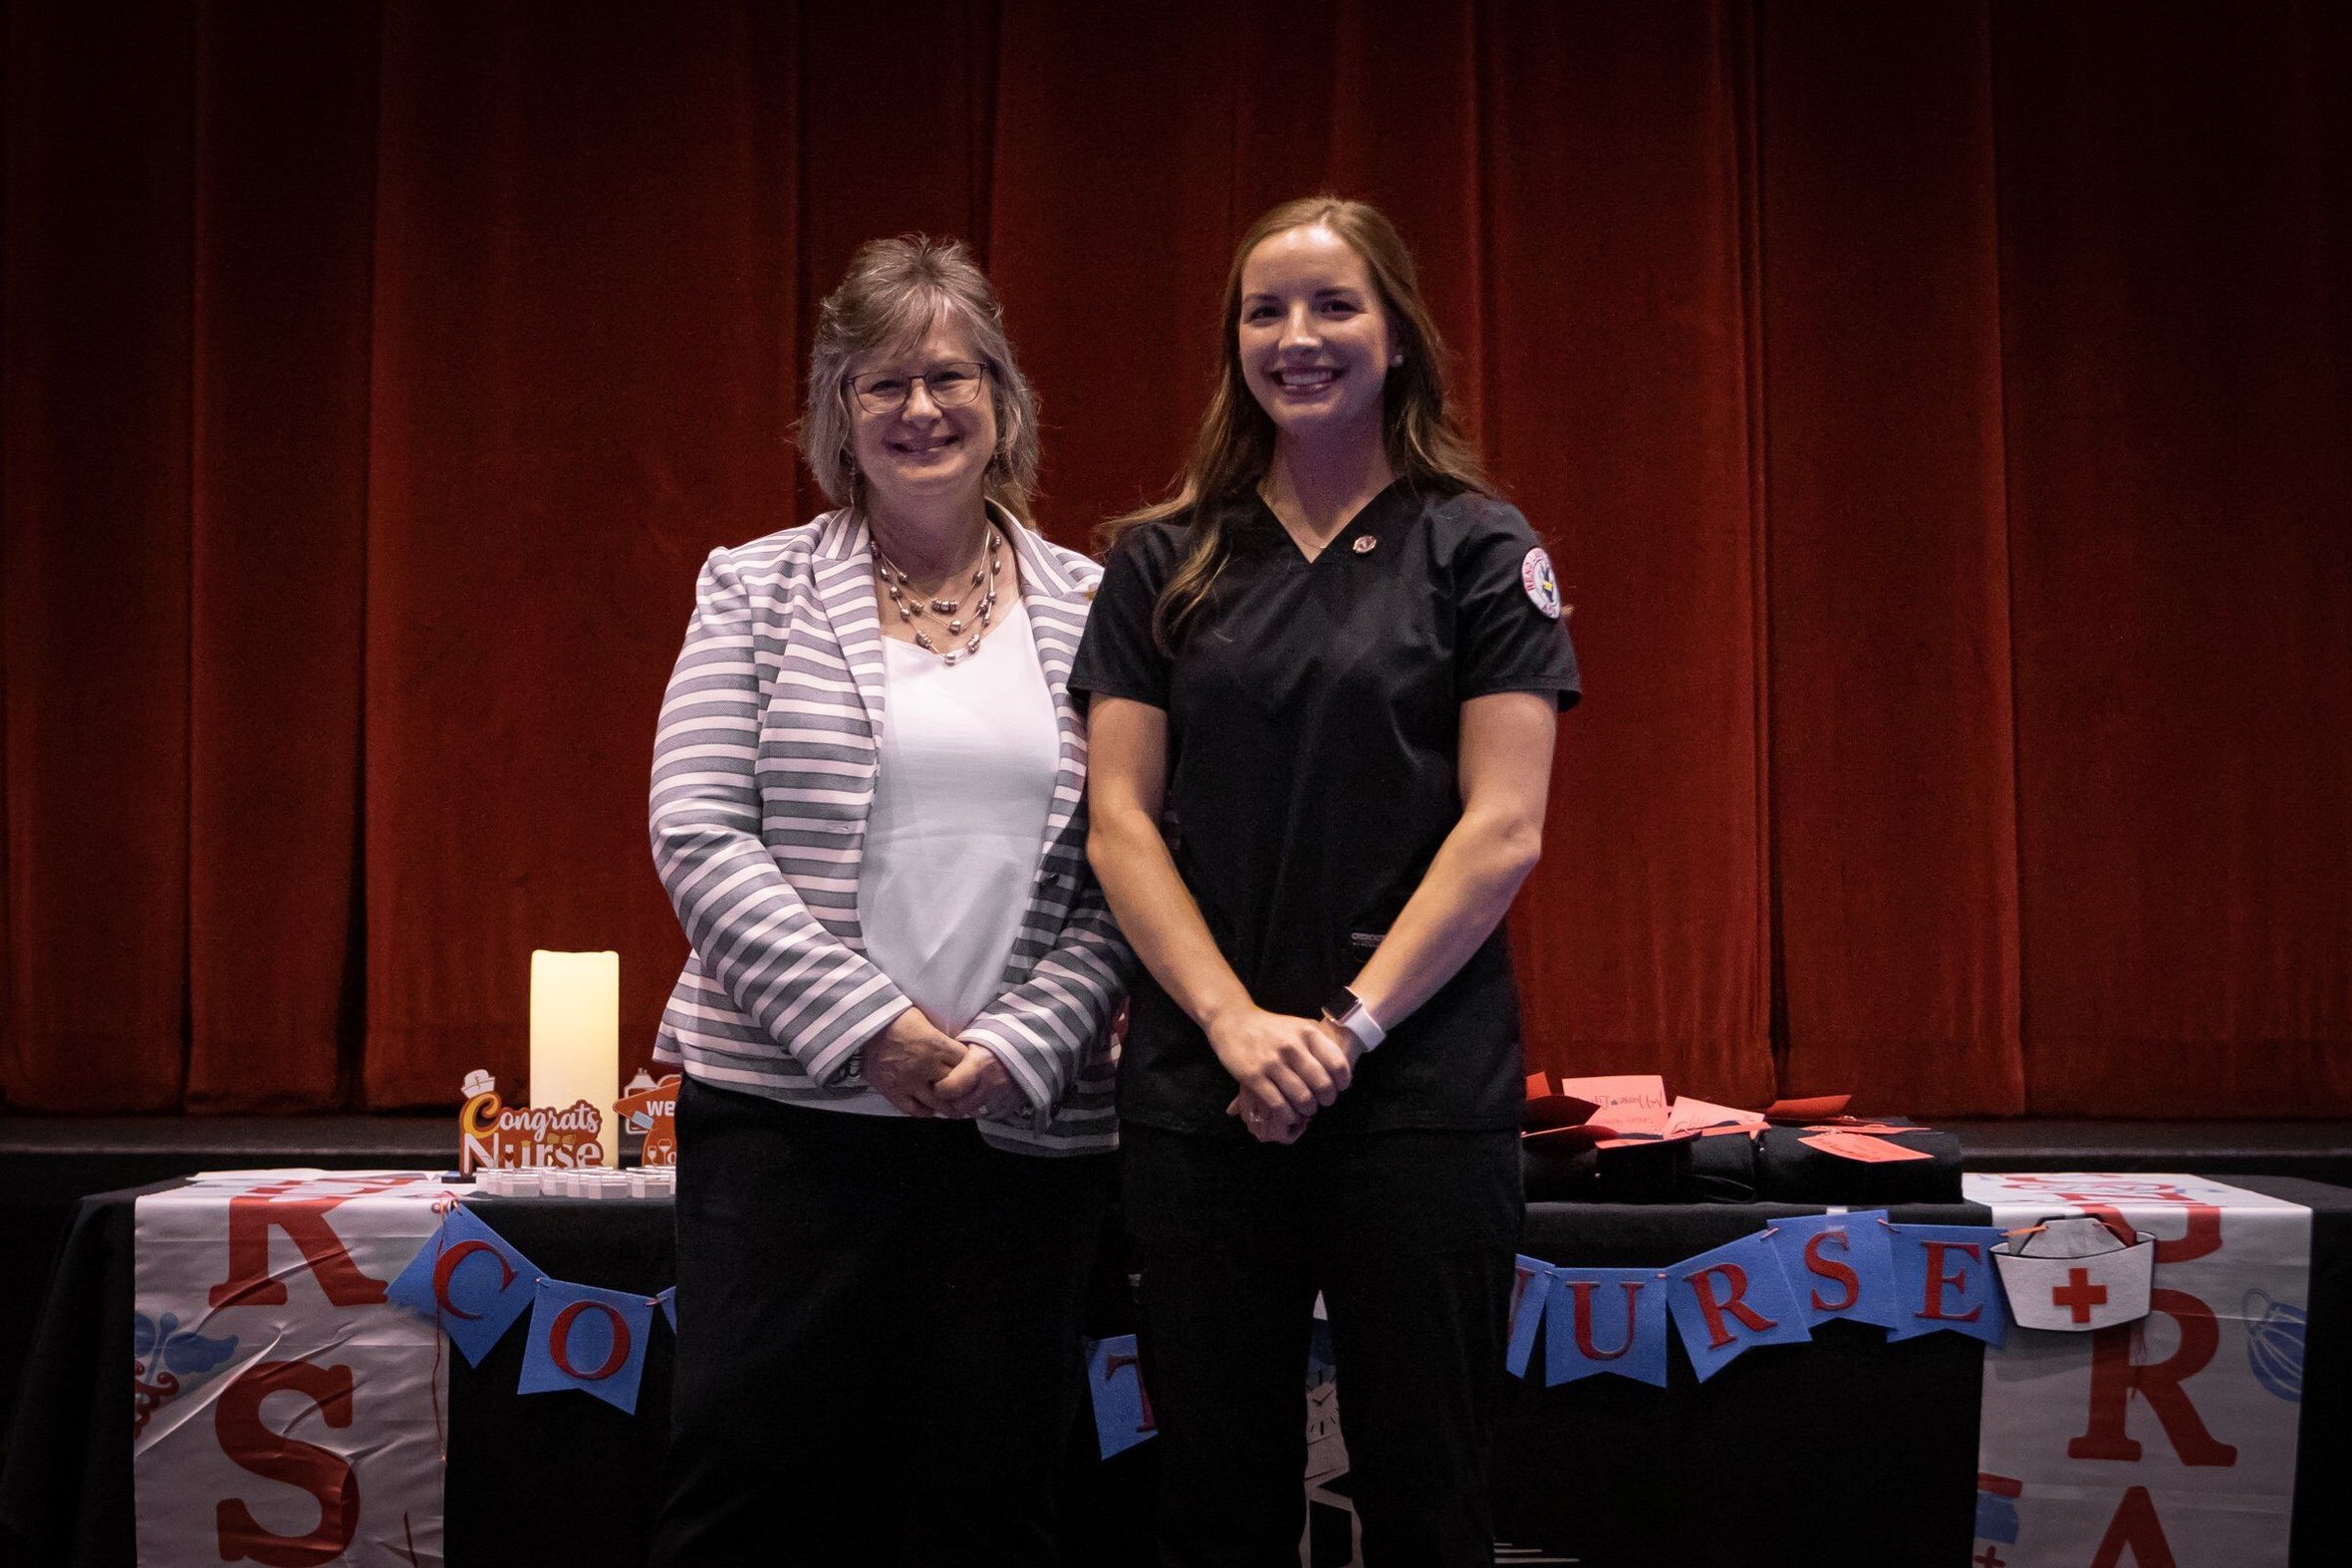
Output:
top-left (1758, 0), bottom-right (2024, 1113)
top-left (183, 0), bottom-right (381, 1111)
top-left (2, 1), bottom-right (2345, 1117)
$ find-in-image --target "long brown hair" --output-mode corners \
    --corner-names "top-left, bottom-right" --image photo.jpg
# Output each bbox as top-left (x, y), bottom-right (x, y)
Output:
top-left (1102, 195), bottom-right (1490, 649)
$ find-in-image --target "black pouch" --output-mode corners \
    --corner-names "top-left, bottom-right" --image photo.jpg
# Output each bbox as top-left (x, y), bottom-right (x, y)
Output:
top-left (1752, 1125), bottom-right (1964, 1204)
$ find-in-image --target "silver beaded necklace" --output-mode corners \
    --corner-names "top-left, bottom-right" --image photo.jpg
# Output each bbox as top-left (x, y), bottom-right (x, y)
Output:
top-left (873, 523), bottom-right (1004, 665)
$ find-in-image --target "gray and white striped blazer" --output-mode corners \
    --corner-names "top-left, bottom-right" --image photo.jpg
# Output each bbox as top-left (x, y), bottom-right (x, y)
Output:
top-left (650, 504), bottom-right (1130, 1156)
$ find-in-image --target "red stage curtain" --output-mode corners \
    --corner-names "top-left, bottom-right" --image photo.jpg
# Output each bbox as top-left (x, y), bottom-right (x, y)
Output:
top-left (4, 1), bottom-right (2346, 1118)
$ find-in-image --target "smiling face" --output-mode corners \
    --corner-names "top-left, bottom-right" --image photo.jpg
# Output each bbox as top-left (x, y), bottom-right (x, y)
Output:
top-left (1235, 222), bottom-right (1397, 457)
top-left (846, 318), bottom-right (999, 522)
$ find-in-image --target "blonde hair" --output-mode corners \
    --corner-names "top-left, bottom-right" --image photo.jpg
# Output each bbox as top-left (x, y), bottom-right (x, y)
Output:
top-left (1103, 196), bottom-right (1489, 649)
top-left (798, 235), bottom-right (1042, 514)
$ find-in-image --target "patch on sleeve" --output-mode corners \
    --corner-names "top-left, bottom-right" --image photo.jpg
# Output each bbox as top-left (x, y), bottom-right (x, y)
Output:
top-left (1520, 547), bottom-right (1562, 620)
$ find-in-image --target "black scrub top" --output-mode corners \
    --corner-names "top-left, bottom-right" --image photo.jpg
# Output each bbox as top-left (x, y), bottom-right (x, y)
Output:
top-left (1069, 481), bottom-right (1581, 1139)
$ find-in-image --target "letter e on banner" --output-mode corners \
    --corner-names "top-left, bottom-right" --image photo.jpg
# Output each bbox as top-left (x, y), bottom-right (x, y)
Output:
top-left (212, 1359), bottom-right (360, 1567)
top-left (1922, 1241), bottom-right (1984, 1322)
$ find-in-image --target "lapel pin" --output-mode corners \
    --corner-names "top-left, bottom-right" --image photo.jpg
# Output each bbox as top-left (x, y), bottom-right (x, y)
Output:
top-left (1353, 536), bottom-right (1378, 554)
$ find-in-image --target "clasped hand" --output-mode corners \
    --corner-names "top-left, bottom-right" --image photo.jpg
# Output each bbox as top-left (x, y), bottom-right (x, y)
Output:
top-left (1209, 1006), bottom-right (1359, 1146)
top-left (863, 1007), bottom-right (1019, 1121)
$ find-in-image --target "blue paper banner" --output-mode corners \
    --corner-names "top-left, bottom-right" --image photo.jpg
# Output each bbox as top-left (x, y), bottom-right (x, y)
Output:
top-left (386, 1204), bottom-right (541, 1367)
top-left (1666, 1229), bottom-right (1813, 1381)
top-left (1544, 1267), bottom-right (1671, 1388)
top-left (517, 1278), bottom-right (656, 1413)
top-left (655, 1286), bottom-right (676, 1335)
top-left (1771, 1211), bottom-right (1900, 1329)
top-left (1506, 1257), bottom-right (1554, 1378)
top-left (1085, 1334), bottom-right (1157, 1458)
top-left (1307, 1319), bottom-right (1337, 1389)
top-left (1886, 1222), bottom-right (2009, 1346)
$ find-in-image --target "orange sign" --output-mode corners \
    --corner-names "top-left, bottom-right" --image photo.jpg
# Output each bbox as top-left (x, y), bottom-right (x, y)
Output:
top-left (456, 1069), bottom-right (606, 1174)
top-left (616, 1071), bottom-right (679, 1168)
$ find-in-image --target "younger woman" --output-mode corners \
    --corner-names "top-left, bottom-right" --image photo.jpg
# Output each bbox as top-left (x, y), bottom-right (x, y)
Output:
top-left (1073, 196), bottom-right (1580, 1567)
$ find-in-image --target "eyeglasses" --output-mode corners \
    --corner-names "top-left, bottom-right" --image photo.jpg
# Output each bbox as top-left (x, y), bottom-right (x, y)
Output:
top-left (847, 361), bottom-right (989, 415)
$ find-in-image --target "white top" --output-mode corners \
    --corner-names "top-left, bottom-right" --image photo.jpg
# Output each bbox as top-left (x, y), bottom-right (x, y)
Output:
top-left (838, 597), bottom-right (1062, 1115)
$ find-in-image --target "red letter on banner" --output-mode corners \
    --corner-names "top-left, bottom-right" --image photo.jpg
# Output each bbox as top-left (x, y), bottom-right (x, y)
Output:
top-left (2088, 1485), bottom-right (2180, 1568)
top-left (1803, 1230), bottom-right (1860, 1314)
top-left (1689, 1264), bottom-right (1775, 1349)
top-left (549, 1300), bottom-right (632, 1381)
top-left (1919, 1241), bottom-right (1982, 1321)
top-left (208, 1179), bottom-right (410, 1309)
top-left (1103, 1350), bottom-right (1158, 1435)
top-left (2067, 1288), bottom-right (2237, 1466)
top-left (1568, 1280), bottom-right (1642, 1360)
top-left (431, 1238), bottom-right (516, 1320)
top-left (213, 1359), bottom-right (360, 1566)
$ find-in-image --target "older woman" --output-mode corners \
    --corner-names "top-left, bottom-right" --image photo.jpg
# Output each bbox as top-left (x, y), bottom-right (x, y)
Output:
top-left (647, 237), bottom-right (1127, 1568)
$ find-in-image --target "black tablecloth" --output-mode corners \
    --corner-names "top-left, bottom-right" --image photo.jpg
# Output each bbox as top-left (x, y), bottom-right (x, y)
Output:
top-left (8, 1176), bottom-right (2348, 1567)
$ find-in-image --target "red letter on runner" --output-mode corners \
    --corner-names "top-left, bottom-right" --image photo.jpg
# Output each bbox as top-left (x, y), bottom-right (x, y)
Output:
top-left (2067, 1289), bottom-right (2237, 1466)
top-left (213, 1359), bottom-right (360, 1567)
top-left (208, 1180), bottom-right (410, 1309)
top-left (2088, 1485), bottom-right (2180, 1568)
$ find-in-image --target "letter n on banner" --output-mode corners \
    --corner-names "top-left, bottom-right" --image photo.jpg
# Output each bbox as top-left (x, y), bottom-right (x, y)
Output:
top-left (1666, 1229), bottom-right (1811, 1381)
top-left (1086, 1335), bottom-right (1157, 1458)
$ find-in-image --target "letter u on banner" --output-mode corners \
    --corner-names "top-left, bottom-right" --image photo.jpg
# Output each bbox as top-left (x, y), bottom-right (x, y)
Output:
top-left (1666, 1229), bottom-right (1813, 1381)
top-left (517, 1278), bottom-right (654, 1413)
top-left (1543, 1267), bottom-right (1671, 1387)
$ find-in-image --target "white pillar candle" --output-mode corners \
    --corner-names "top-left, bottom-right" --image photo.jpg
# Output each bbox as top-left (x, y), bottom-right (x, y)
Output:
top-left (529, 949), bottom-right (619, 1170)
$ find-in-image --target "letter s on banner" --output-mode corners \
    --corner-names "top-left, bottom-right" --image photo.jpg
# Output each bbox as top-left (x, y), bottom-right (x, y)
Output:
top-left (212, 1359), bottom-right (361, 1567)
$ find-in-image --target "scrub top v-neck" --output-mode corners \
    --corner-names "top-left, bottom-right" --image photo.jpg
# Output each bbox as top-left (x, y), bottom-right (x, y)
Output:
top-left (1070, 482), bottom-right (1580, 1139)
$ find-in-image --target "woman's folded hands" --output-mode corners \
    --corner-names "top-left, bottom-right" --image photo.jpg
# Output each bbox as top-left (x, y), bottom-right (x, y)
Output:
top-left (1207, 1005), bottom-right (1357, 1146)
top-left (864, 1006), bottom-right (1020, 1121)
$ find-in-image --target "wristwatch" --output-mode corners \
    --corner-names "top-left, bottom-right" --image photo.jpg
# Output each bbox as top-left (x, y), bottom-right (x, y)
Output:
top-left (1320, 986), bottom-right (1387, 1054)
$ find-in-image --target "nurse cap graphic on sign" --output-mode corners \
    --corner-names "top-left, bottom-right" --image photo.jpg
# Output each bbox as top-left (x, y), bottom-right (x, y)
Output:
top-left (1991, 1215), bottom-right (2155, 1332)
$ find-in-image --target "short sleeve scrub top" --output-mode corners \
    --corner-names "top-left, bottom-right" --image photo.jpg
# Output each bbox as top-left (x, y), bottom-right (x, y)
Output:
top-left (1069, 480), bottom-right (1581, 1148)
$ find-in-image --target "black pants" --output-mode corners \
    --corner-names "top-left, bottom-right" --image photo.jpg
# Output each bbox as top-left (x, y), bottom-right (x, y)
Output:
top-left (650, 1077), bottom-right (1112, 1568)
top-left (1121, 1123), bottom-right (1522, 1568)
